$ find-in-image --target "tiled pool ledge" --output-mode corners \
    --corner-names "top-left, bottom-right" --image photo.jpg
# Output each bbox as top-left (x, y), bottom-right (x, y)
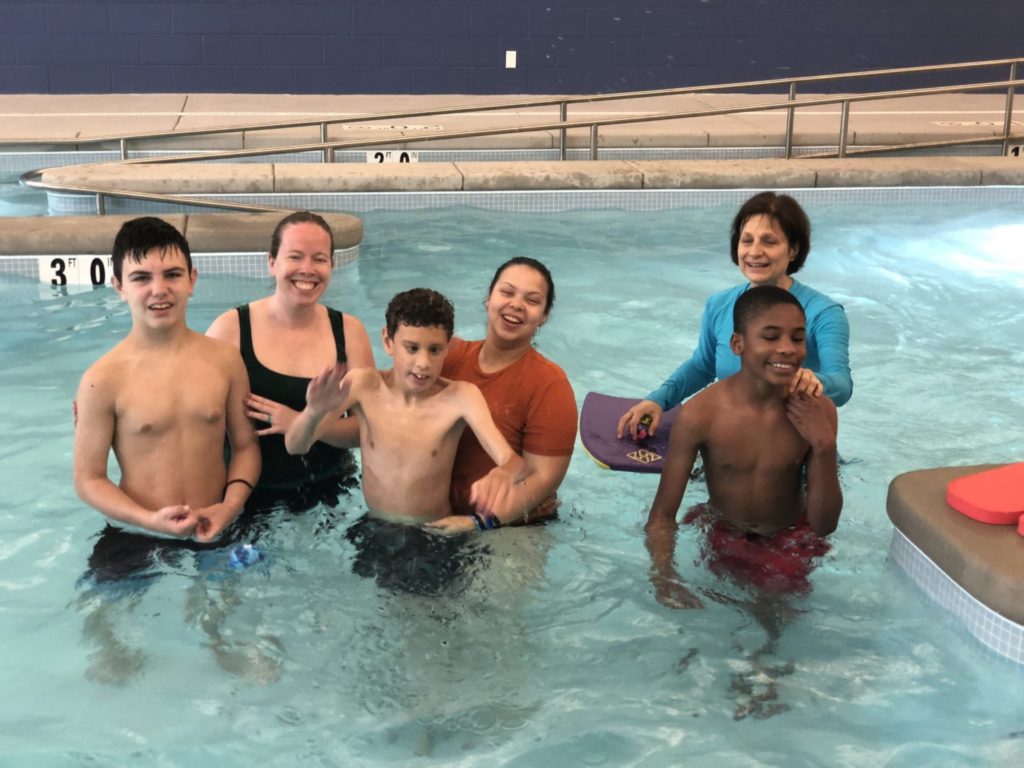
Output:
top-left (37, 158), bottom-right (1024, 203)
top-left (1, 144), bottom-right (1007, 177)
top-left (887, 465), bottom-right (1024, 666)
top-left (5, 184), bottom-right (1023, 262)
top-left (36, 181), bottom-right (1024, 219)
top-left (0, 211), bottom-right (361, 281)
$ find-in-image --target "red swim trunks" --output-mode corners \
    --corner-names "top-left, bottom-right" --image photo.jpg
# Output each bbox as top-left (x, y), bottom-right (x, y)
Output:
top-left (683, 506), bottom-right (830, 595)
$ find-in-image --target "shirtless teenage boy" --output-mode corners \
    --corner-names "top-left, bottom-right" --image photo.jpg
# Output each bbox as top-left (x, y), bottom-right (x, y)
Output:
top-left (645, 285), bottom-right (842, 608)
top-left (285, 288), bottom-right (524, 525)
top-left (73, 217), bottom-right (260, 543)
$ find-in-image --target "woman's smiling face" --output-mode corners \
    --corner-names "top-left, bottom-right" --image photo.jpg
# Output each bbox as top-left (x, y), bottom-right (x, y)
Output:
top-left (736, 214), bottom-right (797, 289)
top-left (269, 221), bottom-right (333, 304)
top-left (485, 263), bottom-right (550, 346)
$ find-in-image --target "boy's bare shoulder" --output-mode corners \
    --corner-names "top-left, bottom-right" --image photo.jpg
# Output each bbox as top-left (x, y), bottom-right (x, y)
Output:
top-left (683, 379), bottom-right (728, 415)
top-left (348, 366), bottom-right (388, 400)
top-left (437, 377), bottom-right (483, 402)
top-left (353, 366), bottom-right (386, 387)
top-left (188, 330), bottom-right (244, 367)
top-left (206, 305), bottom-right (241, 340)
top-left (671, 380), bottom-right (731, 442)
top-left (79, 340), bottom-right (129, 390)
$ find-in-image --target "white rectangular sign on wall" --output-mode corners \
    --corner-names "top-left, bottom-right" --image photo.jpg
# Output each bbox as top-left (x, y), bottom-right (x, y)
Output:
top-left (365, 151), bottom-right (419, 164)
top-left (37, 256), bottom-right (112, 287)
top-left (1007, 145), bottom-right (1023, 158)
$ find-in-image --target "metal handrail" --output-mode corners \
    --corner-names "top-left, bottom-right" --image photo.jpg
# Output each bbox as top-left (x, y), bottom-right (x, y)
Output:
top-left (27, 78), bottom-right (1022, 168)
top-left (15, 58), bottom-right (1023, 214)
top-left (21, 174), bottom-right (293, 216)
top-left (5, 56), bottom-right (1022, 155)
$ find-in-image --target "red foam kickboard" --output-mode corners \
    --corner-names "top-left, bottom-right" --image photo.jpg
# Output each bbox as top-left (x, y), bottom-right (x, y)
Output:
top-left (946, 463), bottom-right (1024, 525)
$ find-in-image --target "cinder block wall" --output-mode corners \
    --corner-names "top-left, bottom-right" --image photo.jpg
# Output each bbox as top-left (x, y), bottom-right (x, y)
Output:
top-left (1, 0), bottom-right (1021, 95)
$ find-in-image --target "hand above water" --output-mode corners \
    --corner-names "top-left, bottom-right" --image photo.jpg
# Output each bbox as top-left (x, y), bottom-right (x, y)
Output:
top-left (304, 363), bottom-right (348, 418)
top-left (786, 391), bottom-right (837, 453)
top-left (787, 367), bottom-right (823, 399)
top-left (617, 399), bottom-right (664, 441)
top-left (152, 504), bottom-right (199, 539)
top-left (245, 393), bottom-right (298, 436)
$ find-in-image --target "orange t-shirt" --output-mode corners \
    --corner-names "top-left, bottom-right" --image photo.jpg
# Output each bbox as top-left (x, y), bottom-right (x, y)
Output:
top-left (442, 338), bottom-right (578, 513)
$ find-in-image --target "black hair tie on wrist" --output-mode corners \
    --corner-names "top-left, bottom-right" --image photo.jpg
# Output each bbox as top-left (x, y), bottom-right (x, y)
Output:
top-left (225, 478), bottom-right (255, 492)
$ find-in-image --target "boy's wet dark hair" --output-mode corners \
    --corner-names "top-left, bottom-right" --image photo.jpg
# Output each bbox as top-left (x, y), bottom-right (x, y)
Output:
top-left (111, 216), bottom-right (192, 282)
top-left (729, 191), bottom-right (811, 275)
top-left (733, 285), bottom-right (805, 334)
top-left (488, 256), bottom-right (556, 315)
top-left (269, 210), bottom-right (335, 263)
top-left (385, 288), bottom-right (455, 339)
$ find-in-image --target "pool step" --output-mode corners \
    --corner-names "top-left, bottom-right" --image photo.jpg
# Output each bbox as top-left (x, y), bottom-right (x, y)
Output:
top-left (0, 211), bottom-right (362, 257)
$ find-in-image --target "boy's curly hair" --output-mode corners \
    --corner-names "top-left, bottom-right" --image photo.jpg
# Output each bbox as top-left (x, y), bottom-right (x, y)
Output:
top-left (385, 288), bottom-right (455, 339)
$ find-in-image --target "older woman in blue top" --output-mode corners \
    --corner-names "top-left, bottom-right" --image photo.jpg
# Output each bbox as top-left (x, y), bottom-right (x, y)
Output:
top-left (617, 191), bottom-right (852, 440)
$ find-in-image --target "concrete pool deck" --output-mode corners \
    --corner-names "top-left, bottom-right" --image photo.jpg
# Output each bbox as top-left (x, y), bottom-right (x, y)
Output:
top-left (2, 91), bottom-right (1021, 151)
top-left (2, 91), bottom-right (1023, 256)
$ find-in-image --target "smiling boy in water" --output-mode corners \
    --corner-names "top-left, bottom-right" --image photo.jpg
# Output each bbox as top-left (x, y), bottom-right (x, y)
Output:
top-left (73, 217), bottom-right (260, 543)
top-left (645, 285), bottom-right (843, 608)
top-left (286, 288), bottom-right (524, 524)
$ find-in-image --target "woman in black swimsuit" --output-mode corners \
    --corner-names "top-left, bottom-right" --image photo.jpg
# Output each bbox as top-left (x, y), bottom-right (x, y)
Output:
top-left (207, 211), bottom-right (374, 508)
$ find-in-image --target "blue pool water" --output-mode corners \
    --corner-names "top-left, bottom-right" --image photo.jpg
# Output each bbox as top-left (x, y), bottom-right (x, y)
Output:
top-left (0, 172), bottom-right (46, 217)
top-left (1, 199), bottom-right (1023, 765)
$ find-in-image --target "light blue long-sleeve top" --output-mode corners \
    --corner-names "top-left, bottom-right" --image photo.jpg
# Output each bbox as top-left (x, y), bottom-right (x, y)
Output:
top-left (646, 279), bottom-right (853, 409)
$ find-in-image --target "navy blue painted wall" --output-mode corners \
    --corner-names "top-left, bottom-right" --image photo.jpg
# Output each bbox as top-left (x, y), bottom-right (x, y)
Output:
top-left (0, 0), bottom-right (1021, 95)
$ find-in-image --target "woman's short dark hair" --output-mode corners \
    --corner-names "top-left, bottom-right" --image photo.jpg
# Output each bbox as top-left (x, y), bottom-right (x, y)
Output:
top-left (269, 211), bottom-right (335, 262)
top-left (729, 192), bottom-right (811, 275)
top-left (487, 257), bottom-right (556, 315)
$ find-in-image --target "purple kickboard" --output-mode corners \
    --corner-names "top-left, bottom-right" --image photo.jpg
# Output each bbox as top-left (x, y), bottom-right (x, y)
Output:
top-left (580, 392), bottom-right (679, 473)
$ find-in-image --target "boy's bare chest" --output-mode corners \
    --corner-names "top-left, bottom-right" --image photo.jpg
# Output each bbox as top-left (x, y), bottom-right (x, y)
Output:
top-left (358, 396), bottom-right (463, 455)
top-left (113, 362), bottom-right (228, 438)
top-left (704, 407), bottom-right (806, 474)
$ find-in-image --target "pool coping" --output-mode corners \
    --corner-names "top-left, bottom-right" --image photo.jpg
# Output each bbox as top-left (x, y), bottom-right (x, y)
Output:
top-left (34, 156), bottom-right (1024, 198)
top-left (0, 211), bottom-right (362, 282)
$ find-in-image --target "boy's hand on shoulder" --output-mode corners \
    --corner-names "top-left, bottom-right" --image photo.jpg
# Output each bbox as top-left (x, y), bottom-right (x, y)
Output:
top-left (154, 504), bottom-right (199, 538)
top-left (786, 392), bottom-right (837, 452)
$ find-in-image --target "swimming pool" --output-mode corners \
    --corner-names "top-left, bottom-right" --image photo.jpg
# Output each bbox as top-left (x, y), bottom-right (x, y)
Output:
top-left (1, 196), bottom-right (1023, 765)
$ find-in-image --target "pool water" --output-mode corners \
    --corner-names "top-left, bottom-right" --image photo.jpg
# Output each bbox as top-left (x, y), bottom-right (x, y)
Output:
top-left (0, 173), bottom-right (46, 217)
top-left (1, 201), bottom-right (1023, 765)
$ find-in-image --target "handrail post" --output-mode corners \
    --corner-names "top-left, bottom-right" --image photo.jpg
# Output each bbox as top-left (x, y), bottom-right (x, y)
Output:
top-left (838, 100), bottom-right (851, 158)
top-left (558, 102), bottom-right (568, 160)
top-left (784, 81), bottom-right (797, 159)
top-left (589, 124), bottom-right (599, 160)
top-left (119, 138), bottom-right (128, 161)
top-left (96, 193), bottom-right (106, 215)
top-left (320, 122), bottom-right (329, 163)
top-left (1002, 61), bottom-right (1018, 155)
